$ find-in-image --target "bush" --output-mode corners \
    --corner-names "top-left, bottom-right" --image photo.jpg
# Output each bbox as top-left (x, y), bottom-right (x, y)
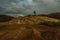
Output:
top-left (38, 21), bottom-right (60, 27)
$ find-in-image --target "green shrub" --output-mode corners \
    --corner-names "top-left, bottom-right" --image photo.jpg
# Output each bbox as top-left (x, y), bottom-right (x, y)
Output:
top-left (38, 21), bottom-right (60, 27)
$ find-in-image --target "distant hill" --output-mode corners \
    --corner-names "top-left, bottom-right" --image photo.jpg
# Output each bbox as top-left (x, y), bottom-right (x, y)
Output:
top-left (0, 15), bottom-right (14, 22)
top-left (40, 12), bottom-right (60, 19)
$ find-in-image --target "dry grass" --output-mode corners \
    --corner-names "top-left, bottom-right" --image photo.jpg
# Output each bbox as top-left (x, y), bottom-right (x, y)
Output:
top-left (7, 16), bottom-right (60, 24)
top-left (0, 24), bottom-right (59, 40)
top-left (0, 16), bottom-right (60, 40)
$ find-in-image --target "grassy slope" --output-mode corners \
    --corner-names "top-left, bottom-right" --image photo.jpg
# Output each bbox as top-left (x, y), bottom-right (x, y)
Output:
top-left (0, 16), bottom-right (60, 40)
top-left (0, 24), bottom-right (59, 40)
top-left (7, 16), bottom-right (60, 24)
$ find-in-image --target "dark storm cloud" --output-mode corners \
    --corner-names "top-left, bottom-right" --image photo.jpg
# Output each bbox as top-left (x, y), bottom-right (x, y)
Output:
top-left (0, 0), bottom-right (60, 16)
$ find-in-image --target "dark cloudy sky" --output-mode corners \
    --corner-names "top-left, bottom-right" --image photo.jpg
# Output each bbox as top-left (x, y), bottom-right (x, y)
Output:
top-left (0, 0), bottom-right (60, 17)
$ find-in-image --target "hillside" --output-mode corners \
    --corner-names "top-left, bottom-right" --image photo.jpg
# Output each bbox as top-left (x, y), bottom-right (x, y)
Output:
top-left (48, 12), bottom-right (60, 19)
top-left (40, 12), bottom-right (60, 19)
top-left (0, 15), bottom-right (60, 40)
top-left (8, 16), bottom-right (60, 24)
top-left (0, 15), bottom-right (14, 22)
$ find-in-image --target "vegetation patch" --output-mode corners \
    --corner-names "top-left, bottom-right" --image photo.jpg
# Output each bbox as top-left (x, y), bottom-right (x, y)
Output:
top-left (38, 21), bottom-right (60, 27)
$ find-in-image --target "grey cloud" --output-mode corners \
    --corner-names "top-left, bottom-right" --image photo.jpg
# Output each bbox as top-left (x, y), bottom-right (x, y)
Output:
top-left (0, 0), bottom-right (60, 16)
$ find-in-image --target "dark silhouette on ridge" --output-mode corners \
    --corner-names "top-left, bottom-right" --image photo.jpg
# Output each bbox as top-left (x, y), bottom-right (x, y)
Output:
top-left (33, 11), bottom-right (36, 15)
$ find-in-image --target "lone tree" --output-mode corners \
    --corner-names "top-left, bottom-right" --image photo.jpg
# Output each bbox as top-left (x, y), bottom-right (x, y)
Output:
top-left (33, 11), bottom-right (36, 15)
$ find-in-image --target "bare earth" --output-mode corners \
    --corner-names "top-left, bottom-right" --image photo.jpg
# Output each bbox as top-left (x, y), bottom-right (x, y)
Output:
top-left (0, 24), bottom-right (60, 40)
